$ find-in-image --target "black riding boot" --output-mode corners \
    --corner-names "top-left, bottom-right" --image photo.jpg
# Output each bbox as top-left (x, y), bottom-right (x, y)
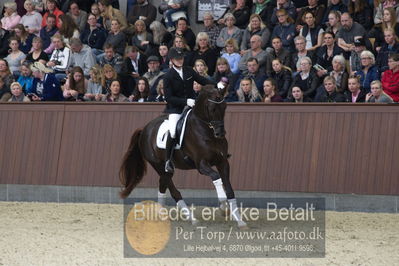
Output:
top-left (165, 133), bottom-right (177, 173)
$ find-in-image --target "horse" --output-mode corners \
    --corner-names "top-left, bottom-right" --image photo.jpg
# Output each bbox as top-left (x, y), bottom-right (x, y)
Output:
top-left (119, 85), bottom-right (247, 228)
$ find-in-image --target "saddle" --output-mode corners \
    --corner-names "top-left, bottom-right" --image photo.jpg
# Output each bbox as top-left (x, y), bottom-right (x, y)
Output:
top-left (156, 107), bottom-right (192, 150)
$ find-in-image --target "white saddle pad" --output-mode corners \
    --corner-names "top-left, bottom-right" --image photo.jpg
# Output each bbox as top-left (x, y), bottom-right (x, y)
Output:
top-left (156, 110), bottom-right (192, 149)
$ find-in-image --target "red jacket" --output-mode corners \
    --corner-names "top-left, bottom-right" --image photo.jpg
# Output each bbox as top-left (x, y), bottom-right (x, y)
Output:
top-left (41, 8), bottom-right (64, 29)
top-left (381, 69), bottom-right (399, 102)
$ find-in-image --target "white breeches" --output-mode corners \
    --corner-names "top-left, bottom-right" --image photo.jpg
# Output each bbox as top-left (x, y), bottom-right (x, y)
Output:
top-left (168, 113), bottom-right (181, 138)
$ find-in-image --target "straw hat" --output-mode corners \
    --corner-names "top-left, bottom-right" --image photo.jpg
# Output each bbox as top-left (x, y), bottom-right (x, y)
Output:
top-left (30, 62), bottom-right (53, 74)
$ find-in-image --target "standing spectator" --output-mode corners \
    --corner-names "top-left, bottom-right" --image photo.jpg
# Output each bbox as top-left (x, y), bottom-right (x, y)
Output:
top-left (270, 58), bottom-right (292, 99)
top-left (272, 8), bottom-right (296, 52)
top-left (263, 78), bottom-right (284, 102)
top-left (5, 38), bottom-right (26, 76)
top-left (238, 35), bottom-right (268, 74)
top-left (202, 12), bottom-right (221, 49)
top-left (295, 0), bottom-right (326, 30)
top-left (291, 35), bottom-right (314, 72)
top-left (41, 0), bottom-right (64, 29)
top-left (299, 11), bottom-right (324, 51)
top-left (314, 76), bottom-right (346, 102)
top-left (26, 37), bottom-right (49, 64)
top-left (190, 32), bottom-right (219, 76)
top-left (84, 65), bottom-right (103, 101)
top-left (291, 56), bottom-right (320, 99)
top-left (66, 1), bottom-right (88, 32)
top-left (69, 38), bottom-right (96, 77)
top-left (376, 28), bottom-right (399, 73)
top-left (46, 34), bottom-right (72, 80)
top-left (14, 24), bottom-right (35, 54)
top-left (131, 19), bottom-right (153, 56)
top-left (236, 77), bottom-right (262, 102)
top-left (347, 0), bottom-right (373, 31)
top-left (266, 36), bottom-right (292, 76)
top-left (337, 13), bottom-right (366, 54)
top-left (143, 55), bottom-right (165, 98)
top-left (103, 19), bottom-right (126, 56)
top-left (1, 2), bottom-right (22, 31)
top-left (216, 13), bottom-right (243, 51)
top-left (381, 53), bottom-right (399, 102)
top-left (8, 82), bottom-right (31, 102)
top-left (127, 0), bottom-right (157, 28)
top-left (173, 17), bottom-right (196, 50)
top-left (40, 14), bottom-right (58, 55)
top-left (97, 44), bottom-right (124, 74)
top-left (355, 50), bottom-right (380, 92)
top-left (20, 0), bottom-right (42, 35)
top-left (241, 14), bottom-right (271, 51)
top-left (366, 80), bottom-right (394, 103)
top-left (0, 21), bottom-right (11, 58)
top-left (218, 0), bottom-right (251, 30)
top-left (80, 13), bottom-right (108, 55)
top-left (129, 77), bottom-right (151, 102)
top-left (325, 10), bottom-right (342, 36)
top-left (271, 0), bottom-right (297, 28)
top-left (221, 38), bottom-right (241, 75)
top-left (344, 75), bottom-right (367, 102)
top-left (98, 0), bottom-right (127, 31)
top-left (30, 61), bottom-right (63, 101)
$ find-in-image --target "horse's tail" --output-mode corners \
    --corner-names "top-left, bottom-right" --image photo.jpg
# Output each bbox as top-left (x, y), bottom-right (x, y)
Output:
top-left (119, 129), bottom-right (147, 199)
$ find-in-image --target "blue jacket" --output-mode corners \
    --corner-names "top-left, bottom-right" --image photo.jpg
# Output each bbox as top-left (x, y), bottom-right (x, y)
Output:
top-left (355, 65), bottom-right (380, 92)
top-left (80, 27), bottom-right (108, 50)
top-left (40, 26), bottom-right (58, 52)
top-left (31, 73), bottom-right (64, 101)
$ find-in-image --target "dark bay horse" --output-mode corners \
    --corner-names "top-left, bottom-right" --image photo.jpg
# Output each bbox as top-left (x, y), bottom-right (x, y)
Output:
top-left (119, 85), bottom-right (247, 227)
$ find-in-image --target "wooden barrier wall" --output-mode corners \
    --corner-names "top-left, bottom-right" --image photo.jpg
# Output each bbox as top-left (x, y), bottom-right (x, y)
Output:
top-left (0, 103), bottom-right (398, 195)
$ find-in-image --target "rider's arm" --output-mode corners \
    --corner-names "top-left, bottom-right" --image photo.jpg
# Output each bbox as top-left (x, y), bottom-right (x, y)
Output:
top-left (192, 69), bottom-right (216, 86)
top-left (163, 75), bottom-right (187, 106)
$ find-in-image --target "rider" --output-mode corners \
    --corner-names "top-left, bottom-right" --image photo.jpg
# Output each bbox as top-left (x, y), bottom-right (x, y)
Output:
top-left (163, 47), bottom-right (215, 173)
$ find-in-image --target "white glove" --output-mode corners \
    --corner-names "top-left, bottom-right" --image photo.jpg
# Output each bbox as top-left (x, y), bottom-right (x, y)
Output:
top-left (217, 81), bottom-right (225, 90)
top-left (187, 98), bottom-right (195, 107)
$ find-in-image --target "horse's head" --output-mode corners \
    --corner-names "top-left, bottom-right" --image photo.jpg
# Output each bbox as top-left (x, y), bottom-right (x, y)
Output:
top-left (194, 84), bottom-right (227, 139)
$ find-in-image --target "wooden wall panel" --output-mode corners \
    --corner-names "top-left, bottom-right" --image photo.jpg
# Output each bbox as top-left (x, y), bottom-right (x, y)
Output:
top-left (0, 103), bottom-right (398, 195)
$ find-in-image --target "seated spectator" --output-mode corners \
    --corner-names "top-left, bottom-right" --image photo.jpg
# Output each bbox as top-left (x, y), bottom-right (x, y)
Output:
top-left (344, 75), bottom-right (367, 102)
top-left (173, 17), bottom-right (196, 50)
top-left (98, 44), bottom-right (124, 74)
top-left (213, 57), bottom-right (237, 87)
top-left (325, 10), bottom-right (342, 36)
top-left (0, 21), bottom-right (11, 58)
top-left (314, 76), bottom-right (346, 102)
top-left (32, 0), bottom-right (45, 13)
top-left (291, 56), bottom-right (320, 99)
top-left (58, 14), bottom-right (80, 45)
top-left (216, 13), bottom-right (243, 51)
top-left (266, 36), bottom-right (291, 76)
top-left (96, 79), bottom-right (128, 102)
top-left (90, 3), bottom-right (104, 27)
top-left (369, 7), bottom-right (399, 52)
top-left (193, 59), bottom-right (212, 80)
top-left (158, 44), bottom-right (170, 72)
top-left (129, 77), bottom-right (151, 102)
top-left (337, 13), bottom-right (367, 54)
top-left (69, 38), bottom-right (96, 77)
top-left (98, 0), bottom-right (127, 32)
top-left (291, 35), bottom-right (314, 73)
top-left (236, 77), bottom-right (262, 102)
top-left (100, 64), bottom-right (118, 96)
top-left (159, 0), bottom-right (189, 32)
top-left (40, 14), bottom-right (58, 55)
top-left (299, 11), bottom-right (324, 51)
top-left (80, 13), bottom-right (107, 55)
top-left (241, 14), bottom-right (270, 51)
top-left (20, 0), bottom-right (42, 35)
top-left (66, 1), bottom-right (88, 32)
top-left (270, 58), bottom-right (292, 99)
top-left (285, 86), bottom-right (312, 102)
top-left (5, 38), bottom-right (26, 76)
top-left (143, 55), bottom-right (165, 98)
top-left (131, 19), bottom-right (153, 55)
top-left (272, 8), bottom-right (296, 52)
top-left (103, 19), bottom-right (126, 56)
top-left (127, 0), bottom-right (157, 28)
top-left (202, 12), bottom-right (221, 49)
top-left (347, 0), bottom-right (373, 31)
top-left (321, 0), bottom-right (347, 26)
top-left (172, 35), bottom-right (193, 66)
top-left (238, 35), bottom-right (268, 74)
top-left (26, 37), bottom-right (49, 64)
top-left (122, 45), bottom-right (148, 77)
top-left (41, 0), bottom-right (64, 29)
top-left (295, 0), bottom-right (326, 28)
top-left (0, 77), bottom-right (11, 102)
top-left (62, 66), bottom-right (88, 100)
top-left (381, 53), bottom-right (399, 102)
top-left (190, 32), bottom-right (219, 76)
top-left (221, 38), bottom-right (241, 74)
top-left (251, 0), bottom-right (275, 28)
top-left (0, 59), bottom-right (16, 96)
top-left (376, 28), bottom-right (399, 73)
top-left (47, 34), bottom-right (71, 80)
top-left (17, 62), bottom-right (34, 93)
top-left (151, 79), bottom-right (166, 102)
top-left (1, 2), bottom-right (21, 31)
top-left (349, 37), bottom-right (367, 74)
top-left (84, 65), bottom-right (103, 101)
top-left (14, 24), bottom-right (35, 54)
top-left (314, 32), bottom-right (345, 77)
top-left (8, 81), bottom-right (30, 102)
top-left (149, 21), bottom-right (173, 54)
top-left (30, 61), bottom-right (63, 101)
top-left (366, 80), bottom-right (394, 103)
top-left (263, 78), bottom-right (283, 102)
top-left (374, 0), bottom-right (399, 25)
top-left (218, 0), bottom-right (250, 30)
top-left (329, 54), bottom-right (349, 93)
top-left (235, 57), bottom-right (267, 99)
top-left (355, 50), bottom-right (380, 92)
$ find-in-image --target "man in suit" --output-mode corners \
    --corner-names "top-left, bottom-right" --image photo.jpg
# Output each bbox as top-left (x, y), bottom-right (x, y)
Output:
top-left (163, 47), bottom-right (214, 173)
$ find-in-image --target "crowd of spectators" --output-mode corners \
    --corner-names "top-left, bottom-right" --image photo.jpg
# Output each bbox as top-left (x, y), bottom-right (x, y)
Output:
top-left (0, 0), bottom-right (398, 103)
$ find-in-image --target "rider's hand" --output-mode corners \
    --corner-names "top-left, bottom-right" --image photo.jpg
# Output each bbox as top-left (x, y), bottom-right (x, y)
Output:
top-left (187, 99), bottom-right (195, 107)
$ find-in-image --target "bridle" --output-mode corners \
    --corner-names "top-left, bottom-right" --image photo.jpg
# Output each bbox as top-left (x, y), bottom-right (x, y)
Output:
top-left (195, 97), bottom-right (226, 137)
